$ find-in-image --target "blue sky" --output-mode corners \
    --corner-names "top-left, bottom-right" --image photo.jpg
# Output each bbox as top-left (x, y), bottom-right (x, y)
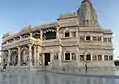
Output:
top-left (0, 0), bottom-right (119, 59)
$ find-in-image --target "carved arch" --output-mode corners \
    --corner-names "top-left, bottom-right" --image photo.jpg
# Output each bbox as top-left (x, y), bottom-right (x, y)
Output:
top-left (10, 48), bottom-right (18, 66)
top-left (64, 28), bottom-right (70, 37)
top-left (20, 46), bottom-right (29, 66)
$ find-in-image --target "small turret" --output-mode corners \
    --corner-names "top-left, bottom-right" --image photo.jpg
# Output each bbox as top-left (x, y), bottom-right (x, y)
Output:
top-left (77, 0), bottom-right (100, 27)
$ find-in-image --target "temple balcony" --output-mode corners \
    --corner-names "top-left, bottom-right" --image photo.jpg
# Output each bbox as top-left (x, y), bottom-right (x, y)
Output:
top-left (1, 36), bottom-right (42, 50)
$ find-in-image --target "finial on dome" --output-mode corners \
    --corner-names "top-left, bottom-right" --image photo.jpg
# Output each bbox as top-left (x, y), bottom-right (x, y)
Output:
top-left (83, 0), bottom-right (90, 1)
top-left (82, 0), bottom-right (91, 3)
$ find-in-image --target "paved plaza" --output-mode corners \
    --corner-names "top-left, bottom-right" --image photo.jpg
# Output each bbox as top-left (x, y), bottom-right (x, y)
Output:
top-left (0, 70), bottom-right (119, 84)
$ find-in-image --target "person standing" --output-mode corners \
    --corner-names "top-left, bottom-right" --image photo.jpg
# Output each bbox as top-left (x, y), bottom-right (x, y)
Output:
top-left (85, 62), bottom-right (88, 73)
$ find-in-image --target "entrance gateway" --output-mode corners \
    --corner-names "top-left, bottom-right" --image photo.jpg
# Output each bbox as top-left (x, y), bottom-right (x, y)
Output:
top-left (44, 53), bottom-right (50, 66)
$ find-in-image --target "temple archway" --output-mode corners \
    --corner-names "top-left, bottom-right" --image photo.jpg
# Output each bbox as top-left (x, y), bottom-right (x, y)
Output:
top-left (3, 51), bottom-right (8, 65)
top-left (20, 46), bottom-right (29, 66)
top-left (43, 28), bottom-right (56, 40)
top-left (10, 49), bottom-right (18, 66)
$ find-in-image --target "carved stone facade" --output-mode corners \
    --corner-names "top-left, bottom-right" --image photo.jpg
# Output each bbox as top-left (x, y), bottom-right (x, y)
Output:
top-left (1, 0), bottom-right (114, 69)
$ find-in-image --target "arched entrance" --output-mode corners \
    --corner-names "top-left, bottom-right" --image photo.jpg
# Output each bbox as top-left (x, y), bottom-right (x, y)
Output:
top-left (43, 28), bottom-right (56, 40)
top-left (3, 51), bottom-right (8, 65)
top-left (20, 46), bottom-right (29, 66)
top-left (10, 49), bottom-right (18, 66)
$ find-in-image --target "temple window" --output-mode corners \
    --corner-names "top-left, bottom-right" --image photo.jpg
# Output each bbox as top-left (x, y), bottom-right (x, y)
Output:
top-left (3, 59), bottom-right (5, 63)
top-left (22, 33), bottom-right (30, 38)
top-left (104, 55), bottom-right (108, 61)
top-left (8, 39), bottom-right (14, 43)
top-left (98, 55), bottom-right (102, 61)
top-left (109, 55), bottom-right (113, 60)
top-left (86, 36), bottom-right (91, 41)
top-left (108, 38), bottom-right (112, 42)
top-left (86, 20), bottom-right (89, 26)
top-left (104, 38), bottom-right (108, 42)
top-left (92, 55), bottom-right (97, 61)
top-left (54, 53), bottom-right (58, 60)
top-left (86, 54), bottom-right (91, 61)
top-left (65, 31), bottom-right (70, 37)
top-left (93, 36), bottom-right (97, 41)
top-left (65, 53), bottom-right (70, 60)
top-left (32, 31), bottom-right (40, 38)
top-left (98, 37), bottom-right (102, 41)
top-left (72, 32), bottom-right (76, 37)
top-left (15, 36), bottom-right (20, 41)
top-left (43, 28), bottom-right (56, 40)
top-left (80, 55), bottom-right (84, 61)
top-left (72, 53), bottom-right (76, 60)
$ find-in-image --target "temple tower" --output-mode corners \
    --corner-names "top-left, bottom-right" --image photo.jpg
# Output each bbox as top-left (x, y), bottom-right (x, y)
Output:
top-left (77, 0), bottom-right (99, 27)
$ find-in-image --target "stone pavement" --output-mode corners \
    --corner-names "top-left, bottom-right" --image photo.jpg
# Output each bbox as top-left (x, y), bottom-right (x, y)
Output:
top-left (0, 70), bottom-right (119, 84)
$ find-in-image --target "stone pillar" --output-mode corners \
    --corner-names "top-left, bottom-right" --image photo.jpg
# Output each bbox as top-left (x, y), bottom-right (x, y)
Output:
top-left (40, 30), bottom-right (43, 40)
top-left (1, 51), bottom-right (4, 68)
top-left (90, 54), bottom-right (92, 61)
top-left (17, 47), bottom-right (21, 66)
top-left (8, 49), bottom-right (11, 67)
top-left (36, 46), bottom-right (39, 69)
top-left (28, 44), bottom-right (32, 69)
top-left (59, 46), bottom-right (63, 69)
top-left (84, 54), bottom-right (86, 62)
top-left (34, 46), bottom-right (36, 66)
top-left (102, 55), bottom-right (104, 61)
top-left (42, 54), bottom-right (45, 66)
top-left (77, 48), bottom-right (80, 67)
top-left (56, 27), bottom-right (59, 39)
top-left (50, 53), bottom-right (53, 65)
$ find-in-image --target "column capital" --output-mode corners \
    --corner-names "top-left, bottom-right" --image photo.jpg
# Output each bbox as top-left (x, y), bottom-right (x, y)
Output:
top-left (33, 45), bottom-right (36, 48)
top-left (17, 46), bottom-right (21, 48)
top-left (17, 46), bottom-right (21, 50)
top-left (28, 43), bottom-right (33, 47)
top-left (8, 49), bottom-right (11, 51)
top-left (8, 49), bottom-right (11, 53)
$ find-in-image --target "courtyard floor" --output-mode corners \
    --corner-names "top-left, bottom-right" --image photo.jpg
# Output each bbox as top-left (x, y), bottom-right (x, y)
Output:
top-left (0, 70), bottom-right (119, 84)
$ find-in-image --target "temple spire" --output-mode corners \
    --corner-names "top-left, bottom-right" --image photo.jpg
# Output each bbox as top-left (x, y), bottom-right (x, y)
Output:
top-left (77, 0), bottom-right (100, 27)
